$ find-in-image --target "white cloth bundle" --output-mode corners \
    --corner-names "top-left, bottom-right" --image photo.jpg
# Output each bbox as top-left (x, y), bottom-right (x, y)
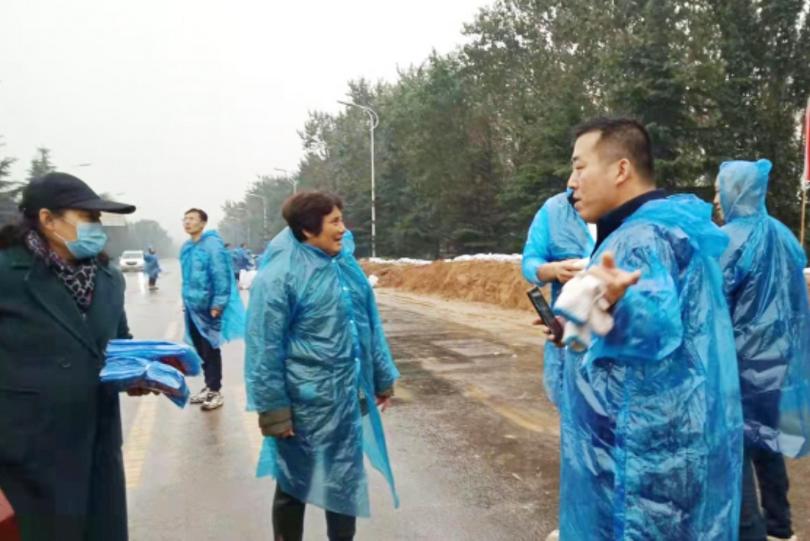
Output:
top-left (554, 272), bottom-right (614, 351)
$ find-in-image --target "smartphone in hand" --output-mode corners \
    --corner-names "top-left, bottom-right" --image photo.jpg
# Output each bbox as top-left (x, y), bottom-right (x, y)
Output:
top-left (527, 287), bottom-right (563, 342)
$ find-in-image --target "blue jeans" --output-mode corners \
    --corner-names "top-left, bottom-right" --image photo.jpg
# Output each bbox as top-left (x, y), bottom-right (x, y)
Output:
top-left (740, 445), bottom-right (792, 540)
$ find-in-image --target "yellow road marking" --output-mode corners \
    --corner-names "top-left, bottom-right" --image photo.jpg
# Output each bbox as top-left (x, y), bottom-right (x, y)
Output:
top-left (123, 396), bottom-right (159, 489)
top-left (464, 384), bottom-right (559, 436)
top-left (394, 383), bottom-right (413, 402)
top-left (122, 320), bottom-right (182, 489)
top-left (165, 321), bottom-right (180, 342)
top-left (235, 384), bottom-right (264, 463)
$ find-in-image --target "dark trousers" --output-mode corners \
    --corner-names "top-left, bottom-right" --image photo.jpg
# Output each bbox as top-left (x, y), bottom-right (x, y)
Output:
top-left (272, 485), bottom-right (356, 541)
top-left (188, 319), bottom-right (223, 392)
top-left (148, 276), bottom-right (157, 287)
top-left (740, 445), bottom-right (792, 540)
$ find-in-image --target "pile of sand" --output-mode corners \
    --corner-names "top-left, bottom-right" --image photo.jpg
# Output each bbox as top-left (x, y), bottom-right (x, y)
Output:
top-left (363, 263), bottom-right (810, 312)
top-left (362, 259), bottom-right (537, 312)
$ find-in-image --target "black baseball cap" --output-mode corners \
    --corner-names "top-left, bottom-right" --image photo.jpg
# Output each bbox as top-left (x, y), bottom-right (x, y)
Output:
top-left (20, 172), bottom-right (136, 215)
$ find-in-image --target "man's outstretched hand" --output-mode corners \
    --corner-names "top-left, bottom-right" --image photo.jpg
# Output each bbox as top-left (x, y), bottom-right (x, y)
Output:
top-left (586, 252), bottom-right (641, 306)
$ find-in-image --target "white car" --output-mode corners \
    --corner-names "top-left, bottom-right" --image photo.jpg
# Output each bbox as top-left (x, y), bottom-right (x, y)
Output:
top-left (119, 250), bottom-right (145, 272)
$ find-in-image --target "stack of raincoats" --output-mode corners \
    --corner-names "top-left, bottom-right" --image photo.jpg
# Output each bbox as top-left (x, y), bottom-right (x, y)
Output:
top-left (101, 340), bottom-right (203, 407)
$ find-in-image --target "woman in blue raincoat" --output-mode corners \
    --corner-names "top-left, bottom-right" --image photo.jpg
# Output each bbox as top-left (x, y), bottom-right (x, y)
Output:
top-left (244, 192), bottom-right (398, 541)
top-left (716, 159), bottom-right (810, 540)
top-left (143, 247), bottom-right (161, 289)
top-left (522, 189), bottom-right (594, 406)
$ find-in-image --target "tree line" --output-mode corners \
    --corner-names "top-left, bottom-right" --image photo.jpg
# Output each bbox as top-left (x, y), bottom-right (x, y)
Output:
top-left (221, 0), bottom-right (810, 258)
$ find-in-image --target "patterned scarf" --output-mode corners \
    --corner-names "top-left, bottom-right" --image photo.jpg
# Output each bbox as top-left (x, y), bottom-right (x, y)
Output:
top-left (25, 230), bottom-right (97, 312)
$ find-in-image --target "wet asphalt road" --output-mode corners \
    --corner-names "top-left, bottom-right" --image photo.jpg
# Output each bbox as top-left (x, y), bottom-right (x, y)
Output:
top-left (120, 260), bottom-right (561, 541)
top-left (119, 261), bottom-right (810, 540)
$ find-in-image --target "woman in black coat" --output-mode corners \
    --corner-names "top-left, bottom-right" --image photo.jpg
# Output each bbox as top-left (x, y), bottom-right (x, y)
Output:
top-left (0, 173), bottom-right (139, 541)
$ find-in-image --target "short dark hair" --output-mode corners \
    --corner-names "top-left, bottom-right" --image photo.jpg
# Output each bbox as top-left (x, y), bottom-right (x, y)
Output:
top-left (185, 208), bottom-right (208, 222)
top-left (282, 191), bottom-right (343, 242)
top-left (573, 117), bottom-right (654, 181)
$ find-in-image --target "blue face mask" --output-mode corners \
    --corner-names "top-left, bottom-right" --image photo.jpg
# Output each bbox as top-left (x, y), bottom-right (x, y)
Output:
top-left (59, 221), bottom-right (108, 260)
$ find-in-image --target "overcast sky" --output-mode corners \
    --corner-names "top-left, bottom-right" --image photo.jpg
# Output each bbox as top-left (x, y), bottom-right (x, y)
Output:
top-left (0, 0), bottom-right (490, 242)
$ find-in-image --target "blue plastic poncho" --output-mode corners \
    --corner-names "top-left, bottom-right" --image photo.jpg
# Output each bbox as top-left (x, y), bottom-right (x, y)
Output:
top-left (557, 195), bottom-right (743, 540)
top-left (231, 247), bottom-right (253, 272)
top-left (180, 230), bottom-right (245, 348)
top-left (258, 229), bottom-right (356, 270)
top-left (100, 357), bottom-right (190, 407)
top-left (244, 228), bottom-right (399, 518)
top-left (522, 191), bottom-right (594, 406)
top-left (106, 339), bottom-right (203, 376)
top-left (718, 159), bottom-right (810, 458)
top-left (143, 251), bottom-right (161, 280)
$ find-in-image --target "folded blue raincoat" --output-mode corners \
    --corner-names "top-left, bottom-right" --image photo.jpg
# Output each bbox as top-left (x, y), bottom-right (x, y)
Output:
top-left (100, 357), bottom-right (190, 407)
top-left (718, 159), bottom-right (810, 458)
top-left (557, 194), bottom-right (743, 540)
top-left (522, 191), bottom-right (593, 406)
top-left (106, 339), bottom-right (203, 376)
top-left (180, 230), bottom-right (245, 348)
top-left (244, 228), bottom-right (399, 518)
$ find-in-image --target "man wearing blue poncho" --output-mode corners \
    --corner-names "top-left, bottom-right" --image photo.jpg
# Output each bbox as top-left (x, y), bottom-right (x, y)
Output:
top-left (552, 117), bottom-right (743, 540)
top-left (180, 208), bottom-right (245, 411)
top-left (228, 243), bottom-right (253, 281)
top-left (522, 188), bottom-right (594, 406)
top-left (715, 159), bottom-right (810, 541)
top-left (244, 191), bottom-right (399, 541)
top-left (143, 247), bottom-right (161, 290)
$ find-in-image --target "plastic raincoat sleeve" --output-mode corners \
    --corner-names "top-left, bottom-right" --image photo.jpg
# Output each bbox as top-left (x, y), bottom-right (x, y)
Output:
top-left (590, 244), bottom-right (683, 363)
top-left (522, 205), bottom-right (551, 285)
top-left (207, 242), bottom-right (231, 310)
top-left (244, 273), bottom-right (291, 413)
top-left (367, 287), bottom-right (400, 394)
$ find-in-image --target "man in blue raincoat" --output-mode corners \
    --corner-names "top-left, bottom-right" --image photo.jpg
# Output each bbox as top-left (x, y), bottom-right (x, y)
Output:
top-left (244, 191), bottom-right (399, 541)
top-left (228, 243), bottom-right (253, 281)
top-left (143, 247), bottom-right (161, 289)
top-left (715, 159), bottom-right (810, 541)
top-left (181, 208), bottom-right (245, 411)
top-left (551, 117), bottom-right (743, 540)
top-left (522, 188), bottom-right (594, 406)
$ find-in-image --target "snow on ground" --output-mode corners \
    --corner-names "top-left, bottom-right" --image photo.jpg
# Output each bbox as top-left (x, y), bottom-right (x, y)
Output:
top-left (450, 253), bottom-right (522, 263)
top-left (367, 253), bottom-right (522, 265)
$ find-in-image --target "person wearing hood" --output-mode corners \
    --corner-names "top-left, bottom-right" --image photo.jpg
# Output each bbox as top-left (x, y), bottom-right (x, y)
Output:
top-left (180, 208), bottom-right (245, 411)
top-left (522, 188), bottom-right (594, 407)
top-left (548, 117), bottom-right (743, 540)
top-left (143, 247), bottom-right (161, 290)
top-left (715, 159), bottom-right (810, 541)
top-left (245, 191), bottom-right (399, 541)
top-left (0, 172), bottom-right (141, 540)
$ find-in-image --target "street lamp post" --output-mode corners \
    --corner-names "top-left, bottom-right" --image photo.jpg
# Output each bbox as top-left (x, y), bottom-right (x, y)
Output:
top-left (338, 100), bottom-right (379, 258)
top-left (274, 168), bottom-right (297, 193)
top-left (246, 193), bottom-right (267, 245)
